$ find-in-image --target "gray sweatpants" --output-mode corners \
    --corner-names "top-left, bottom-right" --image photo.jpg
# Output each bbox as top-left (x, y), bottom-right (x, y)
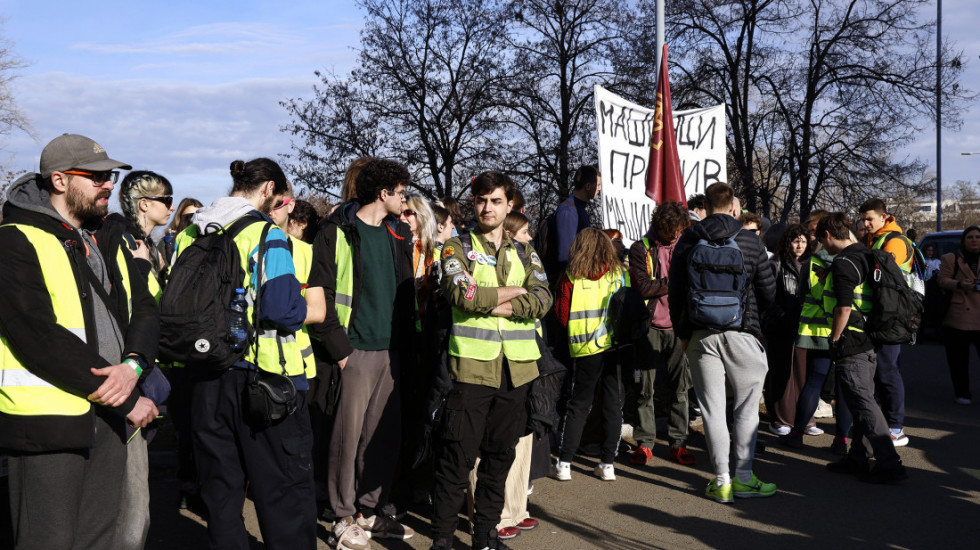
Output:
top-left (687, 330), bottom-right (768, 480)
top-left (114, 435), bottom-right (150, 550)
top-left (327, 348), bottom-right (401, 518)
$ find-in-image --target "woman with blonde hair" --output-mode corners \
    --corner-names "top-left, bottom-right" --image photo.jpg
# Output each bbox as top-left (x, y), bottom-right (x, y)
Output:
top-left (117, 170), bottom-right (175, 293)
top-left (552, 228), bottom-right (630, 482)
top-left (400, 194), bottom-right (438, 283)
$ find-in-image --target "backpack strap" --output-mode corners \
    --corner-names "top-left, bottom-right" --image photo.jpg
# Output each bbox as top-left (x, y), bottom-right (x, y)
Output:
top-left (512, 240), bottom-right (529, 266)
top-left (459, 232), bottom-right (473, 259)
top-left (249, 222), bottom-right (282, 373)
top-left (226, 215), bottom-right (263, 240)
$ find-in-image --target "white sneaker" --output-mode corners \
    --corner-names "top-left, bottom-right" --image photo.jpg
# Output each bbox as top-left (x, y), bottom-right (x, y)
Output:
top-left (332, 516), bottom-right (371, 550)
top-left (814, 400), bottom-right (834, 418)
top-left (593, 463), bottom-right (615, 481)
top-left (890, 428), bottom-right (910, 447)
top-left (955, 397), bottom-right (972, 405)
top-left (769, 423), bottom-right (791, 436)
top-left (551, 461), bottom-right (571, 481)
top-left (805, 426), bottom-right (824, 436)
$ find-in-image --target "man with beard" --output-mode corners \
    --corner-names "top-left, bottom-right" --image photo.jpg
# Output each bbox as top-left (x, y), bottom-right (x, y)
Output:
top-left (0, 134), bottom-right (160, 549)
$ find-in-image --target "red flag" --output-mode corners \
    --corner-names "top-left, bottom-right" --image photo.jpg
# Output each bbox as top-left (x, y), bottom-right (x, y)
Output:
top-left (646, 44), bottom-right (687, 208)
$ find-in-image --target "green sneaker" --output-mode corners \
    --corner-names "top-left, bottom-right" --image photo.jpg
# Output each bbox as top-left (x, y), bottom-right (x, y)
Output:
top-left (732, 472), bottom-right (777, 498)
top-left (705, 479), bottom-right (733, 503)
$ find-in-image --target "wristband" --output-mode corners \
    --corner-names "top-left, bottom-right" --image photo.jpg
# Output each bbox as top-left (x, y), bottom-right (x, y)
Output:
top-left (124, 358), bottom-right (143, 377)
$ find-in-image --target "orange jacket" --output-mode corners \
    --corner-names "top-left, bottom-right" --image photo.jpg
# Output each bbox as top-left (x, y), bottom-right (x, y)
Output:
top-left (865, 216), bottom-right (912, 269)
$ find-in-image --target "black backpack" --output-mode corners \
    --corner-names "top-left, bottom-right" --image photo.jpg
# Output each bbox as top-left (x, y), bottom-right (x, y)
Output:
top-left (158, 216), bottom-right (271, 369)
top-left (686, 236), bottom-right (748, 330)
top-left (535, 198), bottom-right (572, 286)
top-left (843, 249), bottom-right (924, 346)
top-left (607, 282), bottom-right (649, 344)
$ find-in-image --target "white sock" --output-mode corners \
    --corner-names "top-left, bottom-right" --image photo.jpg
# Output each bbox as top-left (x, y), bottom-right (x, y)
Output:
top-left (598, 462), bottom-right (613, 469)
top-left (557, 460), bottom-right (570, 469)
top-left (735, 471), bottom-right (753, 483)
top-left (715, 473), bottom-right (731, 486)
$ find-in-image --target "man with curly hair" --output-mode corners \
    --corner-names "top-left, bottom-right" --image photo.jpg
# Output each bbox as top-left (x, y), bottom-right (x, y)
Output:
top-left (309, 159), bottom-right (417, 549)
top-left (628, 201), bottom-right (696, 467)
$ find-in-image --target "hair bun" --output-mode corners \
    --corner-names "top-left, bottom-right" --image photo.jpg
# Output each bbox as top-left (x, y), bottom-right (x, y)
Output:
top-left (229, 160), bottom-right (247, 179)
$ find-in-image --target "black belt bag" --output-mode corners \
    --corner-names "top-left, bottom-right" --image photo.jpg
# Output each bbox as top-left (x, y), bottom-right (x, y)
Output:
top-left (244, 369), bottom-right (297, 429)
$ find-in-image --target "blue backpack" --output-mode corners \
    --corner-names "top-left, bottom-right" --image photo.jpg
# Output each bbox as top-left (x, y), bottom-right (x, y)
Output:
top-left (686, 236), bottom-right (748, 330)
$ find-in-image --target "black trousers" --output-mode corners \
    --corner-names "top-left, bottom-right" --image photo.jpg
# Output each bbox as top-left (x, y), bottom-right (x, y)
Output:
top-left (558, 350), bottom-right (624, 464)
top-left (943, 326), bottom-right (979, 400)
top-left (835, 351), bottom-right (901, 470)
top-left (191, 369), bottom-right (316, 550)
top-left (430, 377), bottom-right (529, 544)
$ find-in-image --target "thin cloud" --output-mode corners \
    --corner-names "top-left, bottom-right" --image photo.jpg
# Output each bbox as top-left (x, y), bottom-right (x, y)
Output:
top-left (71, 21), bottom-right (359, 58)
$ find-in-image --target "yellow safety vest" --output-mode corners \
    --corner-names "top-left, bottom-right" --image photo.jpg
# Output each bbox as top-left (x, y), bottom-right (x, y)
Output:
top-left (289, 235), bottom-right (316, 379)
top-left (449, 233), bottom-right (540, 362)
top-left (0, 225), bottom-right (132, 417)
top-left (332, 226), bottom-right (355, 329)
top-left (872, 232), bottom-right (913, 273)
top-left (823, 260), bottom-right (873, 334)
top-left (567, 269), bottom-right (626, 358)
top-left (798, 256), bottom-right (832, 338)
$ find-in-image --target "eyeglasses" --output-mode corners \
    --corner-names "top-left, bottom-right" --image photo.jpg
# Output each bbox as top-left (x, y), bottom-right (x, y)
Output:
top-left (402, 209), bottom-right (416, 217)
top-left (273, 197), bottom-right (293, 210)
top-left (63, 169), bottom-right (119, 185)
top-left (143, 196), bottom-right (173, 208)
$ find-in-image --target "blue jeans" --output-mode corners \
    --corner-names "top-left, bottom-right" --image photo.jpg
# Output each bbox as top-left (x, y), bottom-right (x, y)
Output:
top-left (874, 344), bottom-right (905, 429)
top-left (793, 351), bottom-right (853, 438)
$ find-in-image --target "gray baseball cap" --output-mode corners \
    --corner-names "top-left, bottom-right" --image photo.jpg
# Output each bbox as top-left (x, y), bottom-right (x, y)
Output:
top-left (39, 133), bottom-right (132, 177)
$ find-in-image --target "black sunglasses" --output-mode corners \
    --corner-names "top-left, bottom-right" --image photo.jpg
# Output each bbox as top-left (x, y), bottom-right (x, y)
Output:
top-left (143, 196), bottom-right (174, 208)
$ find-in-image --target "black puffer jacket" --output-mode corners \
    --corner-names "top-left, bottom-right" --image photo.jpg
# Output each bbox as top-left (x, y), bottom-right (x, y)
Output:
top-left (763, 256), bottom-right (803, 339)
top-left (668, 213), bottom-right (776, 339)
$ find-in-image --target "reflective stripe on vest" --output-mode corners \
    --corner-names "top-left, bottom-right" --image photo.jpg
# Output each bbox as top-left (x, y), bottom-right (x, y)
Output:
top-left (334, 226), bottom-right (355, 329)
top-left (235, 222), bottom-right (305, 376)
top-left (449, 233), bottom-right (540, 362)
top-left (567, 270), bottom-right (624, 357)
top-left (798, 256), bottom-right (832, 338)
top-left (290, 236), bottom-right (317, 379)
top-left (0, 225), bottom-right (93, 416)
top-left (823, 262), bottom-right (873, 334)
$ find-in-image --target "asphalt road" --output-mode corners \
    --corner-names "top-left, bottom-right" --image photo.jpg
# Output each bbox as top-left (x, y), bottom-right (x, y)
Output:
top-left (133, 341), bottom-right (980, 550)
top-left (79, 341), bottom-right (980, 549)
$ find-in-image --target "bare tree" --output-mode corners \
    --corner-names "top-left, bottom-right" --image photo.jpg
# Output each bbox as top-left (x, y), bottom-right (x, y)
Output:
top-left (0, 28), bottom-right (34, 220)
top-left (503, 0), bottom-right (622, 210)
top-left (759, 0), bottom-right (972, 220)
top-left (618, 0), bottom-right (974, 222)
top-left (281, 0), bottom-right (510, 199)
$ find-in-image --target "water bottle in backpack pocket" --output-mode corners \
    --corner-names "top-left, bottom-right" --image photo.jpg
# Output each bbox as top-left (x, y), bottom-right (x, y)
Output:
top-left (229, 288), bottom-right (250, 352)
top-left (686, 237), bottom-right (748, 330)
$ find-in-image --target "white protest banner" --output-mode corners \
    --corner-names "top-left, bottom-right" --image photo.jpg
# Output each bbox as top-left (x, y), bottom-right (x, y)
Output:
top-left (594, 85), bottom-right (726, 244)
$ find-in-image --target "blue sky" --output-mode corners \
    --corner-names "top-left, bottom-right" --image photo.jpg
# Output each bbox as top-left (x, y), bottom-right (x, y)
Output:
top-left (0, 0), bottom-right (978, 214)
top-left (0, 0), bottom-right (363, 206)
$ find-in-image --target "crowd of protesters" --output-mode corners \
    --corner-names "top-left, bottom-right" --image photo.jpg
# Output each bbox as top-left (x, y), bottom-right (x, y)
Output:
top-left (2, 133), bottom-right (978, 550)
